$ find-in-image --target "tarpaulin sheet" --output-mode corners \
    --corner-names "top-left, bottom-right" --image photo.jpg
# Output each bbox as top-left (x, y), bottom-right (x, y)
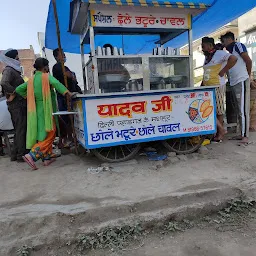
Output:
top-left (45, 0), bottom-right (256, 54)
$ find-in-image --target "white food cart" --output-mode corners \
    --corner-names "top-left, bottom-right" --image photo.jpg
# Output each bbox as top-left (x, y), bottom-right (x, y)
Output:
top-left (69, 0), bottom-right (216, 162)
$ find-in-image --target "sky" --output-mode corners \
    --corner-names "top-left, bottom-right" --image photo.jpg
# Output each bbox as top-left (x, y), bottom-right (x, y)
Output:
top-left (0, 0), bottom-right (50, 53)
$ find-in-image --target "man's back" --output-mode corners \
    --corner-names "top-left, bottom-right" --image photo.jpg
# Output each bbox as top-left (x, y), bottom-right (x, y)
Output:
top-left (1, 66), bottom-right (26, 109)
top-left (52, 62), bottom-right (70, 87)
top-left (228, 42), bottom-right (249, 86)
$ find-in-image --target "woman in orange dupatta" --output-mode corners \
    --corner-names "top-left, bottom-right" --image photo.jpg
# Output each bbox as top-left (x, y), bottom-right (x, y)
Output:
top-left (16, 58), bottom-right (72, 170)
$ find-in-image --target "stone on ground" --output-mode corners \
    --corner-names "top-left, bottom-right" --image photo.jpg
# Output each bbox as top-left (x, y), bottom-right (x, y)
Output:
top-left (167, 152), bottom-right (177, 157)
top-left (177, 154), bottom-right (188, 161)
top-left (101, 159), bottom-right (138, 168)
top-left (198, 145), bottom-right (209, 155)
top-left (169, 156), bottom-right (180, 164)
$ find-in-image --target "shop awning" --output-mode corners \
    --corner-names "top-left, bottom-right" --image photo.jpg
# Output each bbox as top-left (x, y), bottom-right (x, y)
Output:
top-left (45, 0), bottom-right (256, 54)
top-left (78, 0), bottom-right (211, 8)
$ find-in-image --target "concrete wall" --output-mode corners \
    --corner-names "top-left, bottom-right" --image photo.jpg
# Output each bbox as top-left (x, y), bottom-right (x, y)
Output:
top-left (238, 8), bottom-right (256, 73)
top-left (238, 8), bottom-right (256, 36)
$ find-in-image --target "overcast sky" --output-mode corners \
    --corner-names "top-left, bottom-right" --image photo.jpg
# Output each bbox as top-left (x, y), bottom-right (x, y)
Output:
top-left (0, 0), bottom-right (50, 53)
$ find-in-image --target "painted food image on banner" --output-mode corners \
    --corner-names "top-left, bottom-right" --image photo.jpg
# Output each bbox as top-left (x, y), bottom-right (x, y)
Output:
top-left (73, 100), bottom-right (85, 145)
top-left (188, 99), bottom-right (213, 124)
top-left (84, 90), bottom-right (216, 148)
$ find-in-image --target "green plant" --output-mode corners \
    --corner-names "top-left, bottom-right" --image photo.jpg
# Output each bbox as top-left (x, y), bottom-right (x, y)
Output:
top-left (76, 199), bottom-right (256, 253)
top-left (202, 200), bottom-right (256, 226)
top-left (165, 221), bottom-right (183, 232)
top-left (78, 224), bottom-right (143, 251)
top-left (218, 200), bottom-right (255, 219)
top-left (16, 245), bottom-right (32, 256)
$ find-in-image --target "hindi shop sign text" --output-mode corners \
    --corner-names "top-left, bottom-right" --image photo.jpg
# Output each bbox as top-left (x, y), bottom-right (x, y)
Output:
top-left (90, 9), bottom-right (190, 29)
top-left (82, 90), bottom-right (216, 148)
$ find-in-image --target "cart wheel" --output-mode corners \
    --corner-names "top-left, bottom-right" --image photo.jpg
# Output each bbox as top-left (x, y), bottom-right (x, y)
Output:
top-left (91, 143), bottom-right (141, 163)
top-left (162, 135), bottom-right (206, 154)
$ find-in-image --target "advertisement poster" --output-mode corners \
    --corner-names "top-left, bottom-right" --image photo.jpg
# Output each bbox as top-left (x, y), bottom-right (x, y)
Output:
top-left (81, 89), bottom-right (216, 149)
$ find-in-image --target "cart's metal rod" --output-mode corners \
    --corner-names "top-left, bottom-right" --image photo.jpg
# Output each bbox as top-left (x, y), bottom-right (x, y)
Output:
top-left (52, 0), bottom-right (68, 94)
top-left (188, 26), bottom-right (194, 87)
top-left (80, 24), bottom-right (89, 93)
top-left (80, 43), bottom-right (88, 93)
top-left (52, 0), bottom-right (78, 155)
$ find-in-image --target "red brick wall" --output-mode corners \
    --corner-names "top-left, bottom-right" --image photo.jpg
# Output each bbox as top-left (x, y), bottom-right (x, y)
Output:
top-left (20, 58), bottom-right (35, 78)
top-left (0, 63), bottom-right (4, 73)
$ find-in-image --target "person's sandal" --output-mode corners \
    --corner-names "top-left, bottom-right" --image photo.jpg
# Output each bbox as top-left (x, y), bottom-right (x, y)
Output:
top-left (22, 156), bottom-right (38, 170)
top-left (211, 139), bottom-right (223, 143)
top-left (43, 159), bottom-right (56, 166)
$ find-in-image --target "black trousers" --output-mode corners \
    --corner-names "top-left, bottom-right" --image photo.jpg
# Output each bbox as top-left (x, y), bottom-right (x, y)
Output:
top-left (9, 106), bottom-right (27, 159)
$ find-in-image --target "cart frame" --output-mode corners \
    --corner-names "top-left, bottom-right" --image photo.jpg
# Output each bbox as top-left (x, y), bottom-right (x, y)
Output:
top-left (68, 0), bottom-right (216, 162)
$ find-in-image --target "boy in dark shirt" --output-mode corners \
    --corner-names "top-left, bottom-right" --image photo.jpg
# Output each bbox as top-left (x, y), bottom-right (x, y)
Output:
top-left (52, 48), bottom-right (82, 148)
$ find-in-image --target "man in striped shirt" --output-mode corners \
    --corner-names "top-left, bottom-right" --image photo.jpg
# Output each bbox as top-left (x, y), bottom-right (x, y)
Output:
top-left (222, 32), bottom-right (252, 145)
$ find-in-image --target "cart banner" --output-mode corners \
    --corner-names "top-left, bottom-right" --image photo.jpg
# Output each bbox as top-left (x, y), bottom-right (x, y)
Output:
top-left (90, 9), bottom-right (190, 30)
top-left (80, 89), bottom-right (216, 149)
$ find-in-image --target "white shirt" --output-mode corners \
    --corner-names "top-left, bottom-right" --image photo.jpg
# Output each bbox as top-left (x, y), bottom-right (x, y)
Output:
top-left (203, 50), bottom-right (231, 86)
top-left (228, 42), bottom-right (249, 86)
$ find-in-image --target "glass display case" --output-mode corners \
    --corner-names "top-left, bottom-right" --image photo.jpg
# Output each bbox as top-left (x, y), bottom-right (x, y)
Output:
top-left (97, 57), bottom-right (143, 93)
top-left (149, 57), bottom-right (189, 90)
top-left (86, 56), bottom-right (190, 94)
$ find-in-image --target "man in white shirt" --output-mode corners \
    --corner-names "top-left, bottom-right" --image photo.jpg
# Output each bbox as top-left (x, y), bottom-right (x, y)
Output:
top-left (202, 37), bottom-right (237, 142)
top-left (222, 32), bottom-right (252, 145)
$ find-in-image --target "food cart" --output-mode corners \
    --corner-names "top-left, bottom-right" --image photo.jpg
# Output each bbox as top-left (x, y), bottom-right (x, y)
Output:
top-left (69, 0), bottom-right (216, 162)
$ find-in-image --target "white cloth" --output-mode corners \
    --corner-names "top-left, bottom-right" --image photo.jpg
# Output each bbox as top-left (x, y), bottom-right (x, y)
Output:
top-left (203, 50), bottom-right (231, 87)
top-left (228, 43), bottom-right (249, 86)
top-left (0, 49), bottom-right (22, 73)
top-left (0, 97), bottom-right (14, 131)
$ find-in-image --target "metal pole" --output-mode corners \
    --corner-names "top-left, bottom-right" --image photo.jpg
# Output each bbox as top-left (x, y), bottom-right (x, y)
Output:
top-left (188, 27), bottom-right (194, 87)
top-left (52, 0), bottom-right (78, 154)
top-left (89, 27), bottom-right (95, 56)
top-left (80, 43), bottom-right (87, 93)
top-left (52, 0), bottom-right (69, 93)
top-left (80, 24), bottom-right (89, 93)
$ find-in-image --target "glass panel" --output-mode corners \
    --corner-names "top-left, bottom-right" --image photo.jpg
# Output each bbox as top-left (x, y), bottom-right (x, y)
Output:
top-left (97, 57), bottom-right (143, 93)
top-left (148, 57), bottom-right (190, 90)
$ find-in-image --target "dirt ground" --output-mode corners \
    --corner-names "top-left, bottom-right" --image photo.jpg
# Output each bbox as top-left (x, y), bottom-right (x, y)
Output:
top-left (1, 133), bottom-right (256, 255)
top-left (26, 201), bottom-right (256, 256)
top-left (86, 206), bottom-right (256, 256)
top-left (1, 135), bottom-right (256, 220)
